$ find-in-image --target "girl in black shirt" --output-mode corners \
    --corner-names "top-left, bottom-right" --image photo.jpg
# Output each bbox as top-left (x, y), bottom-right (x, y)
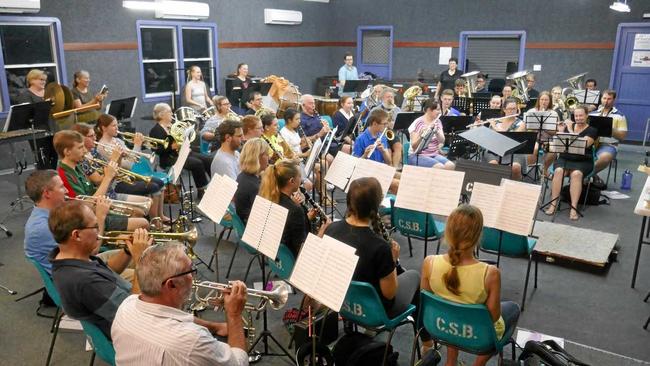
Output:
top-left (234, 138), bottom-right (269, 224)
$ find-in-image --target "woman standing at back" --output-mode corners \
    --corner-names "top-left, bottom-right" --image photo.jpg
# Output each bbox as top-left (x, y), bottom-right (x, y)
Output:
top-left (184, 65), bottom-right (213, 112)
top-left (420, 205), bottom-right (520, 366)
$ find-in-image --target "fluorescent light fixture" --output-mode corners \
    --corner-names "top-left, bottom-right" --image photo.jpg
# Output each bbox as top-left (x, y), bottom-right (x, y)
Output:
top-left (122, 1), bottom-right (209, 19)
top-left (609, 1), bottom-right (630, 12)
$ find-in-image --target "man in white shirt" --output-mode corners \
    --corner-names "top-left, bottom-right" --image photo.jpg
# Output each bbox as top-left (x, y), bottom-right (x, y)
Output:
top-left (112, 242), bottom-right (249, 366)
top-left (211, 120), bottom-right (244, 180)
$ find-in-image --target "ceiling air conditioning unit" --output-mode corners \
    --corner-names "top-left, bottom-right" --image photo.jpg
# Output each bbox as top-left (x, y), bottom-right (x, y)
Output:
top-left (264, 9), bottom-right (302, 25)
top-left (154, 1), bottom-right (209, 20)
top-left (0, 0), bottom-right (40, 13)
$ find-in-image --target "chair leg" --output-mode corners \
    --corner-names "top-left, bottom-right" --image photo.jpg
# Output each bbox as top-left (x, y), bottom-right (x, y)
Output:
top-left (581, 180), bottom-right (591, 211)
top-left (382, 328), bottom-right (398, 366)
top-left (613, 158), bottom-right (618, 183)
top-left (511, 339), bottom-right (516, 360)
top-left (226, 227), bottom-right (233, 240)
top-left (408, 236), bottom-right (413, 257)
top-left (207, 227), bottom-right (227, 269)
top-left (534, 258), bottom-right (538, 289)
top-left (644, 316), bottom-right (650, 330)
top-left (521, 255), bottom-right (533, 312)
top-left (243, 254), bottom-right (259, 283)
top-left (423, 237), bottom-right (428, 259)
top-left (46, 309), bottom-right (63, 366)
top-left (225, 245), bottom-right (239, 278)
top-left (644, 291), bottom-right (650, 302)
top-left (436, 238), bottom-right (441, 254)
top-left (606, 161), bottom-right (612, 186)
top-left (89, 351), bottom-right (95, 366)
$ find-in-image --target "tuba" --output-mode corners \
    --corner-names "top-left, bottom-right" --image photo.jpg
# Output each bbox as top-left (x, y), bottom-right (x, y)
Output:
top-left (506, 70), bottom-right (531, 103)
top-left (402, 85), bottom-right (422, 112)
top-left (565, 72), bottom-right (588, 91)
top-left (461, 71), bottom-right (481, 98)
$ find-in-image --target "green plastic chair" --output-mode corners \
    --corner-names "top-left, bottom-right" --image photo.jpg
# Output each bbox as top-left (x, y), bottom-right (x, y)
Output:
top-left (25, 256), bottom-right (64, 366)
top-left (402, 141), bottom-right (411, 166)
top-left (391, 206), bottom-right (445, 258)
top-left (416, 291), bottom-right (517, 363)
top-left (479, 227), bottom-right (538, 311)
top-left (80, 320), bottom-right (115, 366)
top-left (278, 118), bottom-right (286, 130)
top-left (131, 156), bottom-right (172, 185)
top-left (341, 281), bottom-right (418, 366)
top-left (266, 244), bottom-right (296, 281)
top-left (322, 115), bottom-right (334, 129)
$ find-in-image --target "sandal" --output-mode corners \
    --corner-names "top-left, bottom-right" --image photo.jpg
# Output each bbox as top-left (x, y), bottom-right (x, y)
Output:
top-left (544, 205), bottom-right (557, 216)
top-left (569, 210), bottom-right (579, 221)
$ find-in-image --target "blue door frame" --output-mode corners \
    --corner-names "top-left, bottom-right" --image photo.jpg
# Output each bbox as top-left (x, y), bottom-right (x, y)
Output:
top-left (610, 23), bottom-right (650, 142)
top-left (356, 26), bottom-right (393, 80)
top-left (458, 31), bottom-right (527, 73)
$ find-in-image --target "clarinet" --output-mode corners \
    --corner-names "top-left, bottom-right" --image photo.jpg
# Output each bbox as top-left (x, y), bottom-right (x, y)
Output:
top-left (297, 125), bottom-right (313, 149)
top-left (300, 187), bottom-right (327, 230)
top-left (375, 213), bottom-right (405, 275)
top-left (261, 134), bottom-right (284, 161)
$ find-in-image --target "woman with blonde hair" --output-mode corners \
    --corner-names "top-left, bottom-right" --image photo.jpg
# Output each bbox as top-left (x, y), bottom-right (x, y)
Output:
top-left (259, 159), bottom-right (330, 257)
top-left (420, 205), bottom-right (520, 365)
top-left (234, 138), bottom-right (269, 223)
top-left (17, 69), bottom-right (48, 104)
top-left (184, 65), bottom-right (213, 112)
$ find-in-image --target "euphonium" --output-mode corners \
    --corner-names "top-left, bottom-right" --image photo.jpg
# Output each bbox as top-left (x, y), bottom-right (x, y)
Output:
top-left (506, 70), bottom-right (531, 103)
top-left (191, 281), bottom-right (289, 312)
top-left (225, 107), bottom-right (242, 122)
top-left (66, 195), bottom-right (151, 216)
top-left (87, 157), bottom-right (152, 185)
top-left (461, 70), bottom-right (481, 98)
top-left (118, 131), bottom-right (169, 150)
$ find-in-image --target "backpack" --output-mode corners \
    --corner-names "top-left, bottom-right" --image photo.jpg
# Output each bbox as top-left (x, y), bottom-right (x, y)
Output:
top-left (518, 340), bottom-right (590, 366)
top-left (332, 331), bottom-right (398, 366)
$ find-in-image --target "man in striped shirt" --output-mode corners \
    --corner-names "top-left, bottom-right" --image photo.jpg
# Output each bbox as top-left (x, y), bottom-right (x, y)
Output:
top-left (112, 243), bottom-right (249, 366)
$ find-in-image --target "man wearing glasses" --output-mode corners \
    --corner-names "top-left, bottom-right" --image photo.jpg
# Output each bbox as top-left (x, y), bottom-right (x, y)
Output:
top-left (48, 200), bottom-right (152, 339)
top-left (245, 91), bottom-right (264, 116)
top-left (112, 243), bottom-right (248, 365)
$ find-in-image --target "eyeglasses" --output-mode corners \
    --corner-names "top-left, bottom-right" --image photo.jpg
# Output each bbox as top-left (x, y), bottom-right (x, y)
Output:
top-left (78, 224), bottom-right (99, 231)
top-left (161, 265), bottom-right (197, 285)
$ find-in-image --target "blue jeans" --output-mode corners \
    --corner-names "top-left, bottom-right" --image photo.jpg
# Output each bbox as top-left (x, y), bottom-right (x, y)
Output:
top-left (596, 144), bottom-right (617, 159)
top-left (500, 301), bottom-right (520, 339)
top-left (408, 153), bottom-right (449, 168)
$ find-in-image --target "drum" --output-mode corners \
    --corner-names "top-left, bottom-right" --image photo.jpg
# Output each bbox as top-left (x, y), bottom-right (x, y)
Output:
top-left (175, 107), bottom-right (196, 122)
top-left (202, 106), bottom-right (217, 120)
top-left (318, 98), bottom-right (338, 117)
top-left (277, 83), bottom-right (301, 119)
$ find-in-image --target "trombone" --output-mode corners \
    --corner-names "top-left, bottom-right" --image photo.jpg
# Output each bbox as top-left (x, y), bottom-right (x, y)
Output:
top-left (99, 226), bottom-right (198, 257)
top-left (87, 157), bottom-right (152, 185)
top-left (118, 131), bottom-right (169, 150)
top-left (66, 195), bottom-right (151, 216)
top-left (365, 127), bottom-right (395, 158)
top-left (191, 280), bottom-right (289, 312)
top-left (94, 141), bottom-right (156, 165)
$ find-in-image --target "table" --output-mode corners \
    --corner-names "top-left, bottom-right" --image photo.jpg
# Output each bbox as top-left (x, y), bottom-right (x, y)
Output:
top-left (631, 175), bottom-right (650, 288)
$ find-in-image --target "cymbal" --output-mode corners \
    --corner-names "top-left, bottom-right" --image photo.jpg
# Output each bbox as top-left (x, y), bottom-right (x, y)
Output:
top-left (44, 82), bottom-right (73, 114)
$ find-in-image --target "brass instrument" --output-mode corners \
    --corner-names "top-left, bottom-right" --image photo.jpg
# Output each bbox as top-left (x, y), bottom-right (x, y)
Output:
top-left (99, 226), bottom-right (198, 257)
top-left (461, 71), bottom-right (481, 98)
top-left (565, 72), bottom-right (588, 90)
top-left (366, 127), bottom-right (394, 158)
top-left (170, 119), bottom-right (196, 144)
top-left (254, 106), bottom-right (276, 119)
top-left (506, 70), bottom-right (531, 103)
top-left (66, 195), bottom-right (151, 216)
top-left (225, 107), bottom-right (242, 122)
top-left (465, 114), bottom-right (520, 129)
top-left (402, 85), bottom-right (422, 112)
top-left (560, 72), bottom-right (587, 119)
top-left (94, 141), bottom-right (155, 165)
top-left (87, 157), bottom-right (152, 185)
top-left (190, 280), bottom-right (289, 312)
top-left (118, 131), bottom-right (169, 150)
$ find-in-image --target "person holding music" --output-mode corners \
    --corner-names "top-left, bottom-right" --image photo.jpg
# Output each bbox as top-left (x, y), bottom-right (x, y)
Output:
top-left (71, 70), bottom-right (106, 123)
top-left (150, 103), bottom-right (213, 199)
top-left (112, 243), bottom-right (246, 365)
top-left (54, 129), bottom-right (150, 230)
top-left (407, 99), bottom-right (455, 170)
top-left (434, 57), bottom-right (463, 100)
top-left (420, 204), bottom-right (520, 362)
top-left (338, 52), bottom-right (359, 97)
top-left (590, 89), bottom-right (627, 179)
top-left (439, 89), bottom-right (461, 117)
top-left (546, 105), bottom-right (598, 221)
top-left (48, 200), bottom-right (152, 339)
top-left (184, 65), bottom-right (213, 113)
top-left (211, 120), bottom-right (244, 180)
top-left (259, 159), bottom-right (331, 258)
top-left (371, 88), bottom-right (403, 168)
top-left (330, 96), bottom-right (355, 152)
top-left (484, 98), bottom-right (526, 180)
top-left (234, 138), bottom-right (270, 224)
top-left (241, 115), bottom-right (264, 144)
top-left (525, 91), bottom-right (560, 174)
top-left (230, 63), bottom-right (251, 113)
top-left (95, 114), bottom-right (167, 221)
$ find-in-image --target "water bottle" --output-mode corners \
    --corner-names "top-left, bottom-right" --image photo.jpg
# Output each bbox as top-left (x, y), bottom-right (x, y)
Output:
top-left (621, 169), bottom-right (632, 191)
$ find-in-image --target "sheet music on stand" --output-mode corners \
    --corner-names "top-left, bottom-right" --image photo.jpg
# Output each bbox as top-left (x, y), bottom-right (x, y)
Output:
top-left (171, 137), bottom-right (191, 184)
top-left (325, 152), bottom-right (358, 190)
top-left (395, 165), bottom-right (465, 216)
top-left (289, 233), bottom-right (359, 312)
top-left (524, 111), bottom-right (559, 133)
top-left (241, 195), bottom-right (288, 259)
top-left (469, 180), bottom-right (541, 236)
top-left (452, 96), bottom-right (471, 114)
top-left (303, 138), bottom-right (323, 178)
top-left (472, 97), bottom-right (492, 116)
top-left (573, 90), bottom-right (600, 105)
top-left (197, 174), bottom-right (238, 224)
top-left (346, 158), bottom-right (396, 197)
top-left (548, 133), bottom-right (588, 155)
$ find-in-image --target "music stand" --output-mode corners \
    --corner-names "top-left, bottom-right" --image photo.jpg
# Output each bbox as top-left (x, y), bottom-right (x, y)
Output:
top-left (458, 126), bottom-right (525, 168)
top-left (342, 79), bottom-right (370, 97)
top-left (455, 158), bottom-right (512, 198)
top-left (334, 115), bottom-right (357, 143)
top-left (106, 96), bottom-right (138, 124)
top-left (480, 109), bottom-right (503, 121)
top-left (242, 82), bottom-right (273, 102)
top-left (588, 116), bottom-right (613, 138)
top-left (452, 96), bottom-right (471, 115)
top-left (525, 111), bottom-right (559, 182)
top-left (472, 96), bottom-right (492, 116)
top-left (441, 116), bottom-right (472, 135)
top-left (574, 90), bottom-right (600, 105)
top-left (540, 134), bottom-right (589, 220)
top-left (393, 112), bottom-right (423, 139)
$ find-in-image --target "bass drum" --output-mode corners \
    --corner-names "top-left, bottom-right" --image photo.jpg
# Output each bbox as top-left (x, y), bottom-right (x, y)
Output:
top-left (277, 83), bottom-right (301, 119)
top-left (175, 106), bottom-right (197, 123)
top-left (317, 98), bottom-right (338, 117)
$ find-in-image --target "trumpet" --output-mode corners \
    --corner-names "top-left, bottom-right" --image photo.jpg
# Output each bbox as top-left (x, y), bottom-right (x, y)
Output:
top-left (66, 195), bottom-right (151, 216)
top-left (87, 157), bottom-right (152, 185)
top-left (366, 127), bottom-right (395, 158)
top-left (94, 141), bottom-right (155, 165)
top-left (99, 226), bottom-right (198, 257)
top-left (118, 131), bottom-right (169, 150)
top-left (191, 280), bottom-right (289, 312)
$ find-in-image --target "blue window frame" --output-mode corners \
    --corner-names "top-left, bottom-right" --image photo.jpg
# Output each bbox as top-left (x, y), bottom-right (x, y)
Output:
top-left (136, 20), bottom-right (219, 103)
top-left (0, 16), bottom-right (67, 118)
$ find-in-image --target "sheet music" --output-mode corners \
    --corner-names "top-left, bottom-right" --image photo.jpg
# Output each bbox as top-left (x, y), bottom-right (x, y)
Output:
top-left (395, 166), bottom-right (464, 216)
top-left (524, 111), bottom-right (558, 131)
top-left (325, 152), bottom-right (358, 190)
top-left (197, 174), bottom-right (238, 224)
top-left (241, 196), bottom-right (288, 259)
top-left (303, 138), bottom-right (323, 178)
top-left (496, 180), bottom-right (541, 236)
top-left (171, 137), bottom-right (191, 184)
top-left (395, 165), bottom-right (433, 212)
top-left (469, 182), bottom-right (504, 228)
top-left (346, 158), bottom-right (396, 197)
top-left (289, 233), bottom-right (359, 312)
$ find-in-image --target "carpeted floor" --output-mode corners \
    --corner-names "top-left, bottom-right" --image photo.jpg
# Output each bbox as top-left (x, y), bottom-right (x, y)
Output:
top-left (1, 144), bottom-right (649, 365)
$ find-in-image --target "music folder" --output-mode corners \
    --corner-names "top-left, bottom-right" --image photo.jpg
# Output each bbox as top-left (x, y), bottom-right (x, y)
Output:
top-left (440, 116), bottom-right (473, 134)
top-left (455, 159), bottom-right (512, 196)
top-left (588, 116), bottom-right (613, 138)
top-left (395, 165), bottom-right (465, 216)
top-left (458, 126), bottom-right (523, 158)
top-left (106, 96), bottom-right (138, 121)
top-left (342, 79), bottom-right (370, 93)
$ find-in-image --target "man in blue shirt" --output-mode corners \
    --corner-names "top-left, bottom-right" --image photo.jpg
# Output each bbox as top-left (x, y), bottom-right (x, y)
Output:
top-left (353, 109), bottom-right (392, 164)
top-left (338, 52), bottom-right (359, 97)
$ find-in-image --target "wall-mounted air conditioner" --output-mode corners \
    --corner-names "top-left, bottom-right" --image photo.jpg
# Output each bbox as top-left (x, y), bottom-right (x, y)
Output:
top-left (0, 0), bottom-right (40, 13)
top-left (154, 1), bottom-right (209, 20)
top-left (264, 9), bottom-right (302, 25)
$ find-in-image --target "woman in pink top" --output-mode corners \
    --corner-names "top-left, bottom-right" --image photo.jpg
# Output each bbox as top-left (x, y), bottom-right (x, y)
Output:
top-left (407, 99), bottom-right (455, 169)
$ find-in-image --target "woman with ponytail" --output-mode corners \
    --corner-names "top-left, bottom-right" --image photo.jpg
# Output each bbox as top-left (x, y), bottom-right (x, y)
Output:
top-left (420, 205), bottom-right (520, 365)
top-left (259, 159), bottom-right (330, 257)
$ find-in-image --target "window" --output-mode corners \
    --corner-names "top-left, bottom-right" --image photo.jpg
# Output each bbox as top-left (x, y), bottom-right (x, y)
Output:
top-left (0, 17), bottom-right (66, 116)
top-left (137, 21), bottom-right (218, 102)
